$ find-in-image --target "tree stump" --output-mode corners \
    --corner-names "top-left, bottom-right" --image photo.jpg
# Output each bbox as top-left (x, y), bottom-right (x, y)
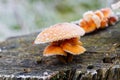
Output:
top-left (0, 21), bottom-right (120, 80)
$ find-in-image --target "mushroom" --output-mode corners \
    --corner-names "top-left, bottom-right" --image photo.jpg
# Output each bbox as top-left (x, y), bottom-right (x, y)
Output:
top-left (83, 11), bottom-right (101, 28)
top-left (79, 8), bottom-right (118, 33)
top-left (34, 23), bottom-right (86, 63)
top-left (79, 11), bottom-right (101, 33)
top-left (101, 8), bottom-right (113, 18)
top-left (100, 18), bottom-right (108, 28)
top-left (95, 10), bottom-right (104, 20)
top-left (108, 15), bottom-right (118, 25)
top-left (79, 19), bottom-right (97, 33)
top-left (100, 8), bottom-right (119, 26)
top-left (94, 10), bottom-right (108, 28)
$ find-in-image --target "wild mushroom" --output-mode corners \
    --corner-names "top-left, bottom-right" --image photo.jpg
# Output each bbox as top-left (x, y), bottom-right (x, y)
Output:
top-left (101, 8), bottom-right (113, 18)
top-left (83, 11), bottom-right (101, 28)
top-left (79, 19), bottom-right (97, 33)
top-left (108, 15), bottom-right (118, 25)
top-left (78, 8), bottom-right (118, 33)
top-left (79, 11), bottom-right (101, 33)
top-left (94, 10), bottom-right (108, 28)
top-left (100, 8), bottom-right (118, 26)
top-left (34, 23), bottom-right (86, 63)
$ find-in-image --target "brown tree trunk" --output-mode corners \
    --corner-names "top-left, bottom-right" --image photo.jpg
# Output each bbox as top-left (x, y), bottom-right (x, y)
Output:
top-left (0, 19), bottom-right (120, 80)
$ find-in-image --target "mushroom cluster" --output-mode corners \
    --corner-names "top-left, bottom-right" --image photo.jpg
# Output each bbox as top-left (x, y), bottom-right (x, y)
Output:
top-left (34, 23), bottom-right (86, 63)
top-left (34, 8), bottom-right (119, 63)
top-left (78, 8), bottom-right (118, 33)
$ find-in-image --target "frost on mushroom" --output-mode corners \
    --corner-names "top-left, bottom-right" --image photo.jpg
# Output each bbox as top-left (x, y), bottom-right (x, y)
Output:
top-left (34, 23), bottom-right (86, 63)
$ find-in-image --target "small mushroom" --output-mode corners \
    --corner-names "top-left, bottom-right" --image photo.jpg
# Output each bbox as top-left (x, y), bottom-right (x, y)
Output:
top-left (101, 8), bottom-right (113, 18)
top-left (95, 10), bottom-right (104, 20)
top-left (83, 11), bottom-right (95, 22)
top-left (79, 11), bottom-right (101, 33)
top-left (100, 8), bottom-right (119, 26)
top-left (100, 18), bottom-right (108, 28)
top-left (108, 15), bottom-right (119, 25)
top-left (79, 19), bottom-right (97, 33)
top-left (78, 8), bottom-right (118, 33)
top-left (95, 10), bottom-right (108, 28)
top-left (83, 11), bottom-right (101, 28)
top-left (34, 23), bottom-right (86, 63)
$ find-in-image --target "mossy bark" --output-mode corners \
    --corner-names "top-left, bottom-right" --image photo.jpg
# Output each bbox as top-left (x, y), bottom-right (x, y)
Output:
top-left (0, 21), bottom-right (120, 80)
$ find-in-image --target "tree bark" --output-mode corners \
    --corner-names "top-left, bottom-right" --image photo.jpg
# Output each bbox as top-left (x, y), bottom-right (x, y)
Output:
top-left (0, 21), bottom-right (120, 80)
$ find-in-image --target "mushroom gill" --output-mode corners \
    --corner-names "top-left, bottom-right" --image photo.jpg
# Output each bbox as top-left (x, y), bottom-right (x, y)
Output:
top-left (61, 38), bottom-right (86, 55)
top-left (43, 37), bottom-right (86, 63)
top-left (43, 43), bottom-right (67, 57)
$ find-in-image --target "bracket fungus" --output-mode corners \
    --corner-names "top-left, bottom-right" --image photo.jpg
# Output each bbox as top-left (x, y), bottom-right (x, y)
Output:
top-left (34, 23), bottom-right (86, 63)
top-left (78, 8), bottom-right (118, 33)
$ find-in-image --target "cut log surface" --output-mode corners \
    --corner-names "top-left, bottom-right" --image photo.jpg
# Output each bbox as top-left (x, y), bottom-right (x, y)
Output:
top-left (0, 21), bottom-right (120, 80)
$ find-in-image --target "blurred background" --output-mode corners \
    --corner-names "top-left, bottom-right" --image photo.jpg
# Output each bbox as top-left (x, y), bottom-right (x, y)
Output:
top-left (0, 0), bottom-right (114, 41)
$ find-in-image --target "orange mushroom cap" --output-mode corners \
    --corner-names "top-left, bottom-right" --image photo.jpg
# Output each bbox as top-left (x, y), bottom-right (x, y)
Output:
top-left (61, 42), bottom-right (86, 55)
top-left (95, 10), bottom-right (104, 20)
top-left (43, 44), bottom-right (67, 56)
top-left (94, 10), bottom-right (108, 28)
top-left (108, 15), bottom-right (119, 25)
top-left (83, 11), bottom-right (101, 28)
top-left (100, 18), bottom-right (108, 28)
top-left (101, 8), bottom-right (113, 18)
top-left (60, 38), bottom-right (86, 55)
top-left (34, 23), bottom-right (85, 44)
top-left (83, 11), bottom-right (95, 22)
top-left (79, 19), bottom-right (96, 33)
top-left (92, 15), bottom-right (101, 28)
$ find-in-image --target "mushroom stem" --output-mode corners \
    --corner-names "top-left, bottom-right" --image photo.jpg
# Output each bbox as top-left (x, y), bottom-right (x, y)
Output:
top-left (67, 53), bottom-right (73, 63)
top-left (56, 55), bottom-right (67, 63)
top-left (56, 53), bottom-right (73, 63)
